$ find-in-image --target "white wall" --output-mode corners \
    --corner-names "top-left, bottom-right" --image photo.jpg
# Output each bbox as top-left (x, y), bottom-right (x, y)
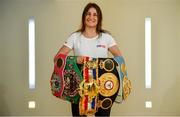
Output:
top-left (0, 0), bottom-right (180, 116)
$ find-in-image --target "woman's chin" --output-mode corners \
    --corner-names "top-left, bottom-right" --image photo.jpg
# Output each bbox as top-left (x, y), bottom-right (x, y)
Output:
top-left (86, 25), bottom-right (97, 28)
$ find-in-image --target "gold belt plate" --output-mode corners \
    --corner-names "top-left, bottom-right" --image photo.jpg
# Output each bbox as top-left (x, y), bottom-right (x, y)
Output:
top-left (99, 73), bottom-right (119, 97)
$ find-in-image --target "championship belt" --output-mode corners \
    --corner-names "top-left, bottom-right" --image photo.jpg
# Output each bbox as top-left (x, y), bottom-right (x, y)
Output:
top-left (114, 56), bottom-right (132, 102)
top-left (50, 54), bottom-right (67, 98)
top-left (50, 54), bottom-right (131, 115)
top-left (50, 54), bottom-right (83, 103)
top-left (79, 57), bottom-right (99, 115)
top-left (97, 58), bottom-right (120, 110)
top-left (62, 56), bottom-right (83, 103)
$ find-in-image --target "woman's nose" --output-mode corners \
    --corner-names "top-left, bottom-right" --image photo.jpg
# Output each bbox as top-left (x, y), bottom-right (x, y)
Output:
top-left (90, 14), bottom-right (95, 19)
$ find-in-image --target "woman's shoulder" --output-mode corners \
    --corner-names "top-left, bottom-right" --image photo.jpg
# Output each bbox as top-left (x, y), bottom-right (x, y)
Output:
top-left (101, 32), bottom-right (114, 39)
top-left (68, 31), bottom-right (81, 38)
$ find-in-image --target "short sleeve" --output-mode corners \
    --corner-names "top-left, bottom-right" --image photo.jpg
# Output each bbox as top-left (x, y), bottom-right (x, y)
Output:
top-left (107, 34), bottom-right (117, 48)
top-left (63, 33), bottom-right (75, 49)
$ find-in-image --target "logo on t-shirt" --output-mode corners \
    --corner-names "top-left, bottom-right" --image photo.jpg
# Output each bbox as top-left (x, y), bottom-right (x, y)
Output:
top-left (96, 44), bottom-right (106, 48)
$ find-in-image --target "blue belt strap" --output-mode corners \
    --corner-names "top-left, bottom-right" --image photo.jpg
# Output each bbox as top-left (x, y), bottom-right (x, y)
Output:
top-left (114, 56), bottom-right (127, 103)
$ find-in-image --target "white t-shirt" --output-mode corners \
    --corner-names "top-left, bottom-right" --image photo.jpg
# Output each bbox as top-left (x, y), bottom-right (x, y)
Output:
top-left (64, 32), bottom-right (116, 58)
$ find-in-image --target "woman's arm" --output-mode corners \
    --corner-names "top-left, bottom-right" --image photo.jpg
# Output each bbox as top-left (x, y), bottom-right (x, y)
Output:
top-left (54, 45), bottom-right (71, 62)
top-left (54, 45), bottom-right (83, 64)
top-left (56, 45), bottom-right (72, 55)
top-left (108, 45), bottom-right (122, 57)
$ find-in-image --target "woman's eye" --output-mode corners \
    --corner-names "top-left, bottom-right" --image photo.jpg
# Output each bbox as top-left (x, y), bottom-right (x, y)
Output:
top-left (86, 13), bottom-right (91, 16)
top-left (86, 12), bottom-right (98, 17)
top-left (93, 14), bottom-right (98, 16)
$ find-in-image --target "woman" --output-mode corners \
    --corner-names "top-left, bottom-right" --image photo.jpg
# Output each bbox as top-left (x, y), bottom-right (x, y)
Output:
top-left (55, 2), bottom-right (122, 117)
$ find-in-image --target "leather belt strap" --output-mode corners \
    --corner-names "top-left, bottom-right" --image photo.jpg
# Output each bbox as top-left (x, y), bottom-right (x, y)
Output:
top-left (114, 56), bottom-right (132, 103)
top-left (62, 56), bottom-right (83, 103)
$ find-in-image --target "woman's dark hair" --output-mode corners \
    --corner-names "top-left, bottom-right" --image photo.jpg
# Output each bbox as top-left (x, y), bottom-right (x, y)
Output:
top-left (76, 2), bottom-right (109, 34)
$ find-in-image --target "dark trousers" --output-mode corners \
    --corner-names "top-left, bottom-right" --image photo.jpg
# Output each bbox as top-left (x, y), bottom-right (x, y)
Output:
top-left (71, 102), bottom-right (111, 117)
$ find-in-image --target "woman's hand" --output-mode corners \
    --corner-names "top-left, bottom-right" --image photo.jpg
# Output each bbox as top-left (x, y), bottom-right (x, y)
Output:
top-left (77, 56), bottom-right (84, 64)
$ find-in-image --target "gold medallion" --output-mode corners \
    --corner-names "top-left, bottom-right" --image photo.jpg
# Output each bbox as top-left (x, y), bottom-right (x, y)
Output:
top-left (99, 73), bottom-right (119, 97)
top-left (85, 60), bottom-right (97, 69)
top-left (99, 59), bottom-right (114, 71)
top-left (98, 98), bottom-right (112, 109)
top-left (123, 76), bottom-right (132, 100)
top-left (79, 76), bottom-right (99, 100)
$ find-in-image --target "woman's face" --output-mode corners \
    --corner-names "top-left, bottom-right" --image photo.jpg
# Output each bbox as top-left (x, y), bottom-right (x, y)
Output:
top-left (85, 7), bottom-right (98, 28)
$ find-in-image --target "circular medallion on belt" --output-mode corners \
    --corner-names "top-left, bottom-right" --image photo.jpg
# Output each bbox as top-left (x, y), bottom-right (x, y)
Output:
top-left (99, 73), bottom-right (119, 97)
top-left (50, 73), bottom-right (63, 96)
top-left (57, 58), bottom-right (63, 68)
top-left (98, 98), bottom-right (112, 109)
top-left (99, 59), bottom-right (114, 71)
